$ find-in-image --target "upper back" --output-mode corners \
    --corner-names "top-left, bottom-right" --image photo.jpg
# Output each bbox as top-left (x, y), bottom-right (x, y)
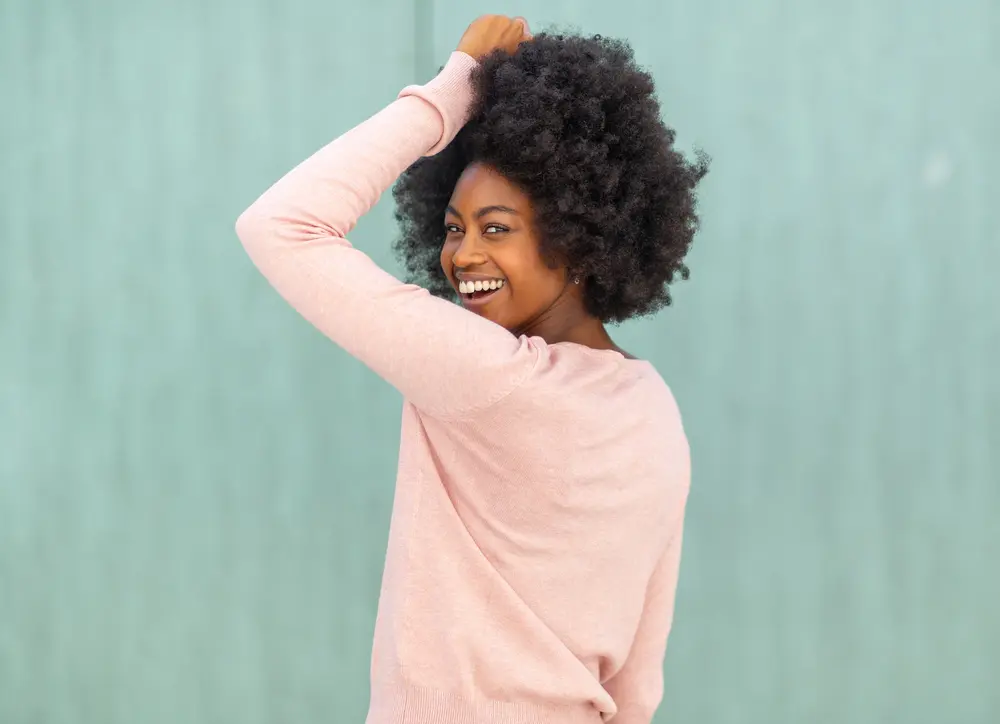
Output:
top-left (414, 340), bottom-right (691, 671)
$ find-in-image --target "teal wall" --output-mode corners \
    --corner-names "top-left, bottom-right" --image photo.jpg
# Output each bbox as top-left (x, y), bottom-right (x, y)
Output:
top-left (2, 0), bottom-right (997, 722)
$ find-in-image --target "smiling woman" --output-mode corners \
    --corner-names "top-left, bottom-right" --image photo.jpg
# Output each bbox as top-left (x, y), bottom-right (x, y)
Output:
top-left (235, 13), bottom-right (704, 724)
top-left (440, 163), bottom-right (582, 329)
top-left (394, 25), bottom-right (708, 348)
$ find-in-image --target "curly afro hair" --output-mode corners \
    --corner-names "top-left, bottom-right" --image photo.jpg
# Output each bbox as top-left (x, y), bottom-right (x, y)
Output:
top-left (392, 31), bottom-right (709, 324)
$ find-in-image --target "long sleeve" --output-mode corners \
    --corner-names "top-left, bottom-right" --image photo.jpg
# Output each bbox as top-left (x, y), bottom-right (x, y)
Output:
top-left (234, 52), bottom-right (541, 420)
top-left (604, 502), bottom-right (688, 724)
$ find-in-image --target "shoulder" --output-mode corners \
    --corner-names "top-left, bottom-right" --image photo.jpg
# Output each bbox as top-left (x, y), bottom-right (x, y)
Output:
top-left (485, 339), bottom-right (683, 427)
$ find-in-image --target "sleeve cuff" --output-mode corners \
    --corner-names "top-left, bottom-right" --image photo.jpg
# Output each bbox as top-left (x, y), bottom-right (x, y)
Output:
top-left (397, 51), bottom-right (480, 156)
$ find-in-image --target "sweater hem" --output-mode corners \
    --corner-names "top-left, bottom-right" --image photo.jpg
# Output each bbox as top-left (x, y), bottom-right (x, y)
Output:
top-left (366, 683), bottom-right (607, 724)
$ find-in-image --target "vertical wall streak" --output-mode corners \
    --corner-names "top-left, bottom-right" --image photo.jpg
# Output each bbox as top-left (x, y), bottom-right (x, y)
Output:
top-left (413, 0), bottom-right (434, 82)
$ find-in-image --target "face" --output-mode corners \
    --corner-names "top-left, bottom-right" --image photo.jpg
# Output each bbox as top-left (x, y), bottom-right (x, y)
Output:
top-left (440, 163), bottom-right (581, 336)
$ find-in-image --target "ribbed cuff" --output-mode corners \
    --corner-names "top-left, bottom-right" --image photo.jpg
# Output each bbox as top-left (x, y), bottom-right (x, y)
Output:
top-left (397, 51), bottom-right (480, 156)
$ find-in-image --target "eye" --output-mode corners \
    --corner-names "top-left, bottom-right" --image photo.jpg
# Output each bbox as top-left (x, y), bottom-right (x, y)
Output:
top-left (484, 223), bottom-right (508, 234)
top-left (444, 223), bottom-right (462, 234)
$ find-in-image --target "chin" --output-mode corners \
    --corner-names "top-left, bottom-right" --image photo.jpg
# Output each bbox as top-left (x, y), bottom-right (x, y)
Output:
top-left (474, 307), bottom-right (515, 332)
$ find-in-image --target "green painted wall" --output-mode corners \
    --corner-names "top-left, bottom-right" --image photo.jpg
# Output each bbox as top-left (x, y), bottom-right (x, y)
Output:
top-left (2, 0), bottom-right (997, 721)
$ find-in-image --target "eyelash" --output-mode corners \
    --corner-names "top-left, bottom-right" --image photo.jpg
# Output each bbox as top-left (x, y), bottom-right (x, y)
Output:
top-left (445, 223), bottom-right (508, 235)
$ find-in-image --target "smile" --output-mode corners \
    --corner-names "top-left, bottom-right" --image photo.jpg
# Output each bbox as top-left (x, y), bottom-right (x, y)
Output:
top-left (461, 287), bottom-right (504, 309)
top-left (459, 285), bottom-right (505, 308)
top-left (457, 277), bottom-right (506, 308)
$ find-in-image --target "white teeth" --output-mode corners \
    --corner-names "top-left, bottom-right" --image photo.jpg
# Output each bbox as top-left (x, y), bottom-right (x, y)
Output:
top-left (458, 279), bottom-right (505, 295)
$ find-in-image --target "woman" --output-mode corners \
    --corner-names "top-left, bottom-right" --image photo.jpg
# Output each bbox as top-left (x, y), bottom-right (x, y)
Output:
top-left (235, 15), bottom-right (708, 724)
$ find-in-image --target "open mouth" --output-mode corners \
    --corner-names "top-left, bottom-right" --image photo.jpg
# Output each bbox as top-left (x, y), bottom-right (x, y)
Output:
top-left (464, 287), bottom-right (498, 301)
top-left (457, 279), bottom-right (505, 307)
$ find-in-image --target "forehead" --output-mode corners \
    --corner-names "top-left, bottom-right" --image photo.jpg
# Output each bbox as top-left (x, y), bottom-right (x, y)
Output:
top-left (450, 163), bottom-right (530, 207)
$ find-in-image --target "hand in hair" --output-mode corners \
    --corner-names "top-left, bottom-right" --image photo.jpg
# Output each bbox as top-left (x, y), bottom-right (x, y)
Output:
top-left (456, 14), bottom-right (532, 60)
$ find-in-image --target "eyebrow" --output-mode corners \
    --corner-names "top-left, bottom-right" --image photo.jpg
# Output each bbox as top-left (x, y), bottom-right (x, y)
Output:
top-left (445, 205), bottom-right (520, 221)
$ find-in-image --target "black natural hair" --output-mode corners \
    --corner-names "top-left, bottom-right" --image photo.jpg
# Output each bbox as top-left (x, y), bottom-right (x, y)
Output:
top-left (392, 31), bottom-right (710, 324)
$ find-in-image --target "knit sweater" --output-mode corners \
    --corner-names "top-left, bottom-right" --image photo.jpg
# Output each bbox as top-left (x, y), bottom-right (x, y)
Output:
top-left (235, 51), bottom-right (691, 724)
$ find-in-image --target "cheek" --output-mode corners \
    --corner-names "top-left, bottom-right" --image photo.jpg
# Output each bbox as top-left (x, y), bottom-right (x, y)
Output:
top-left (499, 238), bottom-right (540, 282)
top-left (440, 241), bottom-right (455, 277)
top-left (507, 258), bottom-right (562, 301)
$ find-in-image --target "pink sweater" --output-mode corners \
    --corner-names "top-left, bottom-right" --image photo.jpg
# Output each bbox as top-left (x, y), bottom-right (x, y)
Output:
top-left (235, 51), bottom-right (691, 724)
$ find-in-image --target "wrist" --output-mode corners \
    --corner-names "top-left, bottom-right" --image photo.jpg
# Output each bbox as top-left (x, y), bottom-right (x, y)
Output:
top-left (398, 52), bottom-right (480, 155)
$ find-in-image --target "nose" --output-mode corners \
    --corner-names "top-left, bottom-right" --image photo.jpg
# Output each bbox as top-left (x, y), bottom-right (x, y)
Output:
top-left (450, 231), bottom-right (488, 268)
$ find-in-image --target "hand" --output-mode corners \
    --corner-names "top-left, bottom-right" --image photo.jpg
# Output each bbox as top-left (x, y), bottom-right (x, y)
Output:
top-left (456, 14), bottom-right (532, 60)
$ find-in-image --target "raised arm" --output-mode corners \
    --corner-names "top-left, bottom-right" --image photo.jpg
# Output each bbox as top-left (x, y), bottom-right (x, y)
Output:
top-left (235, 19), bottom-right (538, 420)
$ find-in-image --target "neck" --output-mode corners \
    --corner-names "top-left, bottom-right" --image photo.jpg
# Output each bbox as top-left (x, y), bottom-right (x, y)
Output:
top-left (516, 293), bottom-right (629, 356)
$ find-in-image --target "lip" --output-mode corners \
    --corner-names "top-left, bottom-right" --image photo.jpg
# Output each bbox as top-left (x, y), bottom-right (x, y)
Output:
top-left (455, 272), bottom-right (505, 282)
top-left (458, 284), bottom-right (505, 309)
top-left (454, 272), bottom-right (507, 310)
